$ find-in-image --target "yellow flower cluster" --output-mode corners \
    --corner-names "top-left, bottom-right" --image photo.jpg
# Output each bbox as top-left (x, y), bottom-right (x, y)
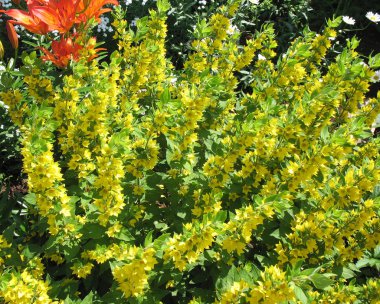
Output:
top-left (217, 266), bottom-right (295, 304)
top-left (23, 71), bottom-right (53, 102)
top-left (163, 222), bottom-right (216, 271)
top-left (0, 259), bottom-right (60, 304)
top-left (71, 261), bottom-right (94, 279)
top-left (218, 280), bottom-right (249, 304)
top-left (19, 106), bottom-right (73, 236)
top-left (221, 204), bottom-right (271, 255)
top-left (0, 89), bottom-right (25, 125)
top-left (247, 266), bottom-right (295, 304)
top-left (112, 247), bottom-right (157, 298)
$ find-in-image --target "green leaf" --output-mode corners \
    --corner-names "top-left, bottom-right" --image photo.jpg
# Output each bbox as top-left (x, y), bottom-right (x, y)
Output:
top-left (293, 285), bottom-right (308, 304)
top-left (80, 223), bottom-right (107, 240)
top-left (63, 244), bottom-right (81, 261)
top-left (327, 16), bottom-right (342, 28)
top-left (356, 258), bottom-right (370, 269)
top-left (369, 53), bottom-right (380, 68)
top-left (153, 233), bottom-right (170, 251)
top-left (157, 0), bottom-right (171, 13)
top-left (160, 87), bottom-right (171, 104)
top-left (374, 245), bottom-right (380, 258)
top-left (81, 291), bottom-right (94, 304)
top-left (23, 244), bottom-right (42, 259)
top-left (244, 262), bottom-right (260, 280)
top-left (292, 260), bottom-right (305, 276)
top-left (341, 267), bottom-right (356, 279)
top-left (116, 228), bottom-right (135, 242)
top-left (144, 230), bottom-right (154, 247)
top-left (194, 19), bottom-right (212, 39)
top-left (310, 273), bottom-right (334, 290)
top-left (320, 125), bottom-right (329, 141)
top-left (214, 210), bottom-right (227, 223)
top-left (176, 211), bottom-right (186, 219)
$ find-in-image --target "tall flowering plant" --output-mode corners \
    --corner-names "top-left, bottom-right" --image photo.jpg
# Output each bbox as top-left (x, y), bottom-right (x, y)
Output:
top-left (0, 0), bottom-right (118, 67)
top-left (0, 0), bottom-right (380, 303)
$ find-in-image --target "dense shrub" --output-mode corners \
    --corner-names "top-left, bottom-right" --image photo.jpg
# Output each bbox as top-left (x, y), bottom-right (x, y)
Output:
top-left (0, 0), bottom-right (380, 303)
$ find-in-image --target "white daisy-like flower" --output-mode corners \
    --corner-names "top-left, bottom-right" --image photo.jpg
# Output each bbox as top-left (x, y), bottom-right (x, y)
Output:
top-left (342, 16), bottom-right (355, 25)
top-left (366, 11), bottom-right (380, 23)
top-left (249, 0), bottom-right (259, 4)
top-left (371, 70), bottom-right (380, 83)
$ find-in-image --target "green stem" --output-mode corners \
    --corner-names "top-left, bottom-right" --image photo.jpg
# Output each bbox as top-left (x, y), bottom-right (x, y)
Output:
top-left (14, 47), bottom-right (18, 69)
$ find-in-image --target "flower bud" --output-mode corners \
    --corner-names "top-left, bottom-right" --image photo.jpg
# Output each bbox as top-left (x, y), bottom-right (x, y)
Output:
top-left (0, 40), bottom-right (4, 60)
top-left (6, 22), bottom-right (18, 49)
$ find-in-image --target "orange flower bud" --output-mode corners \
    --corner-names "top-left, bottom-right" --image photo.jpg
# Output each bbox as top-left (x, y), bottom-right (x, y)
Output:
top-left (6, 22), bottom-right (18, 49)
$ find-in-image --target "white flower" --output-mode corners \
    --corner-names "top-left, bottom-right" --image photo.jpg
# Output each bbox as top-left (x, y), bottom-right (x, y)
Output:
top-left (227, 24), bottom-right (238, 35)
top-left (371, 70), bottom-right (380, 83)
top-left (366, 11), bottom-right (380, 23)
top-left (0, 0), bottom-right (12, 9)
top-left (342, 16), bottom-right (355, 25)
top-left (170, 77), bottom-right (177, 84)
top-left (257, 54), bottom-right (266, 60)
top-left (249, 0), bottom-right (259, 4)
top-left (0, 100), bottom-right (9, 110)
top-left (131, 17), bottom-right (139, 27)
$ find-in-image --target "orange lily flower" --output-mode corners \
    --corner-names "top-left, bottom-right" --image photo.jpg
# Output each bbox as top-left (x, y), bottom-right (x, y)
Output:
top-left (0, 8), bottom-right (50, 34)
top-left (2, 0), bottom-right (118, 35)
top-left (1, 0), bottom-right (78, 34)
top-left (30, 0), bottom-right (80, 33)
top-left (76, 0), bottom-right (119, 23)
top-left (40, 36), bottom-right (104, 68)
